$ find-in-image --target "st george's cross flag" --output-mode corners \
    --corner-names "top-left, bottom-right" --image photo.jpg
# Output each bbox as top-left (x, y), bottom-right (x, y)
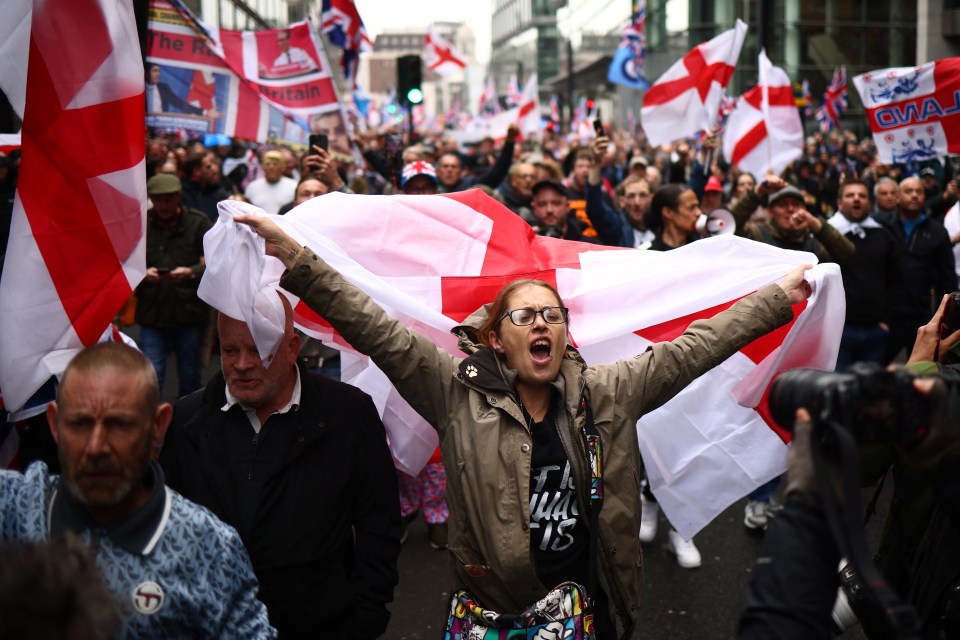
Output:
top-left (424, 25), bottom-right (467, 77)
top-left (853, 58), bottom-right (960, 165)
top-left (516, 73), bottom-right (540, 137)
top-left (0, 0), bottom-right (146, 414)
top-left (641, 20), bottom-right (747, 146)
top-left (199, 191), bottom-right (845, 538)
top-left (722, 50), bottom-right (804, 179)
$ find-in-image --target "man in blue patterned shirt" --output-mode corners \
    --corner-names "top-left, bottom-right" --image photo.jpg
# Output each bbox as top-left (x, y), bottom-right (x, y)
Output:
top-left (0, 342), bottom-right (275, 638)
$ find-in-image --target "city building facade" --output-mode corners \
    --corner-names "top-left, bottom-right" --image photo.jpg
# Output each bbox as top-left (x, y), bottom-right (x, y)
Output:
top-left (520, 0), bottom-right (960, 133)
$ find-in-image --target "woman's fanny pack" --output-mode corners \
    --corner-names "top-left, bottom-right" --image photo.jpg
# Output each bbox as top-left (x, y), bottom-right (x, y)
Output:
top-left (443, 581), bottom-right (595, 639)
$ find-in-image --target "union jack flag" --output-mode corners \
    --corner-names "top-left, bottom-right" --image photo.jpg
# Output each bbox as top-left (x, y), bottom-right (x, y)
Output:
top-left (320, 0), bottom-right (372, 88)
top-left (816, 66), bottom-right (847, 132)
top-left (401, 160), bottom-right (436, 186)
top-left (624, 1), bottom-right (647, 70)
top-left (607, 1), bottom-right (647, 89)
top-left (698, 92), bottom-right (737, 148)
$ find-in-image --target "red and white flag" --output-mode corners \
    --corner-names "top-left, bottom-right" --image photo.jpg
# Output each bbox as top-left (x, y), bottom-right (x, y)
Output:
top-left (424, 25), bottom-right (467, 77)
top-left (201, 192), bottom-right (844, 538)
top-left (0, 0), bottom-right (146, 413)
top-left (147, 0), bottom-right (342, 145)
top-left (517, 73), bottom-right (540, 137)
top-left (722, 50), bottom-right (803, 179)
top-left (0, 135), bottom-right (20, 155)
top-left (641, 19), bottom-right (747, 146)
top-left (853, 58), bottom-right (960, 165)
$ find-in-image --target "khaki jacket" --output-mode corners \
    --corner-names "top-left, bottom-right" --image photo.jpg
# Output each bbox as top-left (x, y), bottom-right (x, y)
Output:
top-left (732, 189), bottom-right (855, 263)
top-left (280, 248), bottom-right (795, 638)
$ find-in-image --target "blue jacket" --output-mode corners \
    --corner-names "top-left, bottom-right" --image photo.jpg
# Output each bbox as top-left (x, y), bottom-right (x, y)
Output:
top-left (585, 182), bottom-right (635, 247)
top-left (0, 462), bottom-right (275, 639)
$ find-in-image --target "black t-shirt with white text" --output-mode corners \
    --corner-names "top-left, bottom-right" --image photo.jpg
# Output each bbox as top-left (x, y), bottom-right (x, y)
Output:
top-left (528, 400), bottom-right (590, 589)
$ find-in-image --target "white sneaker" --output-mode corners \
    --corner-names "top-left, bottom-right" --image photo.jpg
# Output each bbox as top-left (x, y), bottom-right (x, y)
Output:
top-left (639, 494), bottom-right (659, 543)
top-left (667, 530), bottom-right (702, 569)
top-left (743, 499), bottom-right (769, 531)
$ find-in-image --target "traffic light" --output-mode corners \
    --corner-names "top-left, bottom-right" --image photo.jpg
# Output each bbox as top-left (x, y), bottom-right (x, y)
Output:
top-left (397, 54), bottom-right (423, 106)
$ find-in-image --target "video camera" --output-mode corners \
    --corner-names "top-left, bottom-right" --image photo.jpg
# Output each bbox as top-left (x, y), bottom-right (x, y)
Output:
top-left (768, 362), bottom-right (958, 639)
top-left (769, 362), bottom-right (930, 449)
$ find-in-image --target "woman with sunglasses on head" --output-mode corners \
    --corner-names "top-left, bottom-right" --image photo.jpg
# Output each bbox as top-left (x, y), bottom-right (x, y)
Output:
top-left (234, 213), bottom-right (812, 640)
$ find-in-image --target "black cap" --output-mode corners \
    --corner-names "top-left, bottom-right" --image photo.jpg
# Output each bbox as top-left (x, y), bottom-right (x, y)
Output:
top-left (531, 179), bottom-right (567, 198)
top-left (920, 167), bottom-right (936, 177)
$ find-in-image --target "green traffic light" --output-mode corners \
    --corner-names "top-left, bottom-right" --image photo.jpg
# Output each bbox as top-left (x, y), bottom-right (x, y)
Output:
top-left (407, 88), bottom-right (423, 104)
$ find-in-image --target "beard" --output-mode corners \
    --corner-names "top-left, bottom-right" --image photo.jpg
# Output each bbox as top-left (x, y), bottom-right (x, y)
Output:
top-left (62, 462), bottom-right (137, 509)
top-left (59, 440), bottom-right (151, 512)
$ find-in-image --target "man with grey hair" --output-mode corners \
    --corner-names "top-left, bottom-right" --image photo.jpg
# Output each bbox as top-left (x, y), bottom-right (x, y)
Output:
top-left (496, 161), bottom-right (537, 224)
top-left (0, 342), bottom-right (275, 638)
top-left (872, 176), bottom-right (899, 225)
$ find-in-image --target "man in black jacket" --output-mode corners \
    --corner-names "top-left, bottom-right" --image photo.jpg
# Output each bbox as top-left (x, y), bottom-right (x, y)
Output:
top-left (159, 296), bottom-right (401, 639)
top-left (529, 179), bottom-right (596, 242)
top-left (827, 180), bottom-right (902, 371)
top-left (882, 176), bottom-right (956, 362)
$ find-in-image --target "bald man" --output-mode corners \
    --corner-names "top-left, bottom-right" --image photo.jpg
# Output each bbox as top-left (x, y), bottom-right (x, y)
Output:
top-left (160, 297), bottom-right (401, 639)
top-left (880, 176), bottom-right (957, 361)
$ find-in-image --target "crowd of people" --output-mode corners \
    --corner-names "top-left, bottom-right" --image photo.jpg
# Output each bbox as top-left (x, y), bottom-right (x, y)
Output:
top-left (1, 115), bottom-right (960, 639)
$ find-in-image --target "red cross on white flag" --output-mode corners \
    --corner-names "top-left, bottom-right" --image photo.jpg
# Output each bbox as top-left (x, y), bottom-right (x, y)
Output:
top-left (641, 20), bottom-right (747, 146)
top-left (0, 0), bottom-right (146, 413)
top-left (722, 49), bottom-right (804, 179)
top-left (424, 25), bottom-right (467, 77)
top-left (201, 191), bottom-right (845, 538)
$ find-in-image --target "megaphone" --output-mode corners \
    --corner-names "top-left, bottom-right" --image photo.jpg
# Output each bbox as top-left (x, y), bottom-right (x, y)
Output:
top-left (695, 208), bottom-right (736, 237)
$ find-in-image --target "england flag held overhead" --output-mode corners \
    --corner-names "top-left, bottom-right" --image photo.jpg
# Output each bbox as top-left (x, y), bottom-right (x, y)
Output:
top-left (722, 49), bottom-right (804, 179)
top-left (641, 20), bottom-right (748, 146)
top-left (200, 191), bottom-right (844, 539)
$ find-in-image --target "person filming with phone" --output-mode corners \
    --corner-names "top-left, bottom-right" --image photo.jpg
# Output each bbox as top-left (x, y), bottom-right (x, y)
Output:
top-left (136, 174), bottom-right (212, 397)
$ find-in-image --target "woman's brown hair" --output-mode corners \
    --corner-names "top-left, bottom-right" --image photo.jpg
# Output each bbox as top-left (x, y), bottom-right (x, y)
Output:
top-left (476, 278), bottom-right (565, 347)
